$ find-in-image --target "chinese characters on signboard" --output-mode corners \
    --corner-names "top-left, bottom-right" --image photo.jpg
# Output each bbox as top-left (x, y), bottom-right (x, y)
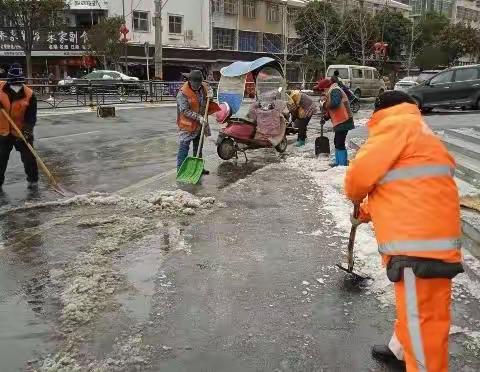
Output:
top-left (0, 29), bottom-right (88, 54)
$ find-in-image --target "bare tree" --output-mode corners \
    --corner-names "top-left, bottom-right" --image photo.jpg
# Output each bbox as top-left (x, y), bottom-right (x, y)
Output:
top-left (345, 3), bottom-right (376, 65)
top-left (295, 2), bottom-right (346, 75)
top-left (402, 19), bottom-right (422, 76)
top-left (0, 0), bottom-right (67, 78)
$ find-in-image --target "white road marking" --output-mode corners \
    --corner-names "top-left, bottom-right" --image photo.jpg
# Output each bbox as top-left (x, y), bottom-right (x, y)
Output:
top-left (38, 131), bottom-right (101, 141)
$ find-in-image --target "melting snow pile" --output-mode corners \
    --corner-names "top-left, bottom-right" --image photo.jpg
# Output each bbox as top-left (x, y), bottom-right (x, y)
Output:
top-left (12, 189), bottom-right (215, 216)
top-left (56, 216), bottom-right (153, 330)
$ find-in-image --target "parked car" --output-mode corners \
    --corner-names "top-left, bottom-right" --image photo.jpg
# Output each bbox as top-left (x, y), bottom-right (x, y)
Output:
top-left (416, 70), bottom-right (442, 83)
top-left (57, 70), bottom-right (143, 95)
top-left (394, 77), bottom-right (419, 92)
top-left (326, 64), bottom-right (386, 98)
top-left (408, 65), bottom-right (480, 112)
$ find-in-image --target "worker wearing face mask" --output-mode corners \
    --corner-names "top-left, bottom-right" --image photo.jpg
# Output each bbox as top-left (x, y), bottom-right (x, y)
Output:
top-left (0, 63), bottom-right (38, 191)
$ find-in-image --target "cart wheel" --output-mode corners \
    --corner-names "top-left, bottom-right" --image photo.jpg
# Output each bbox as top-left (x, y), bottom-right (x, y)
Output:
top-left (275, 136), bottom-right (288, 153)
top-left (351, 99), bottom-right (360, 113)
top-left (217, 137), bottom-right (236, 160)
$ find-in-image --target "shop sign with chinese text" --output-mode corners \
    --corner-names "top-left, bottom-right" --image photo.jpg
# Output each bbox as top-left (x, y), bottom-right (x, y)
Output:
top-left (0, 28), bottom-right (89, 56)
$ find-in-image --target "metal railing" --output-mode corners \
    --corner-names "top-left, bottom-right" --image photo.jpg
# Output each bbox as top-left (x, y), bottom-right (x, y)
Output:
top-left (29, 79), bottom-right (321, 110)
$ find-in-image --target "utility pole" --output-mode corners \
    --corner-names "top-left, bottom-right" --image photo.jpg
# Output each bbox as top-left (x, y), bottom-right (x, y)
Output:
top-left (282, 0), bottom-right (288, 77)
top-left (122, 0), bottom-right (128, 74)
top-left (154, 0), bottom-right (163, 80)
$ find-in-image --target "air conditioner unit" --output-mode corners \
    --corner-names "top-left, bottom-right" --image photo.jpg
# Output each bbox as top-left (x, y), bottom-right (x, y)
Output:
top-left (186, 29), bottom-right (194, 40)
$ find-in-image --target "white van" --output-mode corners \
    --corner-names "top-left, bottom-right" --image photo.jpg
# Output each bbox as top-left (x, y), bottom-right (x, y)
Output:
top-left (326, 65), bottom-right (386, 98)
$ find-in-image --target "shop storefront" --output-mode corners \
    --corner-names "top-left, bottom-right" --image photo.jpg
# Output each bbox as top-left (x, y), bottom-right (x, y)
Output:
top-left (0, 27), bottom-right (94, 80)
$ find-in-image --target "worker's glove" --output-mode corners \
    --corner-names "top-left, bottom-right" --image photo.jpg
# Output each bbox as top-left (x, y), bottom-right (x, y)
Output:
top-left (199, 116), bottom-right (208, 127)
top-left (350, 213), bottom-right (363, 228)
top-left (22, 127), bottom-right (34, 142)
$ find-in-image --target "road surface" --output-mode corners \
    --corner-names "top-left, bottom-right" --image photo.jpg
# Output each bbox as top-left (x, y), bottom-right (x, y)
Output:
top-left (0, 105), bottom-right (479, 371)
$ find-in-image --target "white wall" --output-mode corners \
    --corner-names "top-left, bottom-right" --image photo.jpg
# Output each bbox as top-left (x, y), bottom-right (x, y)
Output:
top-left (108, 0), bottom-right (156, 45)
top-left (107, 0), bottom-right (210, 48)
top-left (163, 0), bottom-right (210, 48)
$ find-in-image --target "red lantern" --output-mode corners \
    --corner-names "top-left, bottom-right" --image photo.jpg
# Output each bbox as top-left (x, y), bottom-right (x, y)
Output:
top-left (119, 24), bottom-right (129, 42)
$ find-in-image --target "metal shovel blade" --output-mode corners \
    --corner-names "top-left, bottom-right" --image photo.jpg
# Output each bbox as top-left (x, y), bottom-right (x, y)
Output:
top-left (176, 157), bottom-right (205, 184)
top-left (315, 136), bottom-right (330, 156)
top-left (336, 263), bottom-right (371, 281)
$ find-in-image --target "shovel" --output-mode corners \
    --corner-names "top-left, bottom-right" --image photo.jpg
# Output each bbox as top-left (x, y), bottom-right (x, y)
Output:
top-left (315, 118), bottom-right (330, 156)
top-left (176, 97), bottom-right (210, 184)
top-left (336, 204), bottom-right (371, 281)
top-left (1, 108), bottom-right (70, 197)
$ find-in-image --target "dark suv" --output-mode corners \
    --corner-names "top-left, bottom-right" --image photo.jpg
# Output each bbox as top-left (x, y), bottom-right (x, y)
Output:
top-left (408, 65), bottom-right (480, 112)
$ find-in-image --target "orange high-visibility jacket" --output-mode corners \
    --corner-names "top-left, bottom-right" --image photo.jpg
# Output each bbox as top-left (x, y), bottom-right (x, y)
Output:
top-left (325, 84), bottom-right (352, 128)
top-left (177, 82), bottom-right (218, 133)
top-left (0, 81), bottom-right (33, 137)
top-left (345, 103), bottom-right (462, 265)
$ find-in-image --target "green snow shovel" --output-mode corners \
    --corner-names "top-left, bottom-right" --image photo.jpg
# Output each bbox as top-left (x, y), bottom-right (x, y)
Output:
top-left (176, 97), bottom-right (210, 184)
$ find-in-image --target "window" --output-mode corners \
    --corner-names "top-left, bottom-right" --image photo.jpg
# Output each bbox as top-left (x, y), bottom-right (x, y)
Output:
top-left (239, 31), bottom-right (258, 52)
top-left (212, 0), bottom-right (221, 13)
top-left (266, 2), bottom-right (280, 22)
top-left (213, 27), bottom-right (236, 50)
top-left (243, 0), bottom-right (256, 19)
top-left (364, 69), bottom-right (373, 79)
top-left (454, 68), bottom-right (479, 82)
top-left (133, 11), bottom-right (149, 32)
top-left (373, 70), bottom-right (380, 79)
top-left (263, 33), bottom-right (282, 53)
top-left (352, 68), bottom-right (363, 79)
top-left (430, 71), bottom-right (453, 85)
top-left (224, 0), bottom-right (238, 15)
top-left (169, 15), bottom-right (183, 34)
top-left (327, 68), bottom-right (349, 79)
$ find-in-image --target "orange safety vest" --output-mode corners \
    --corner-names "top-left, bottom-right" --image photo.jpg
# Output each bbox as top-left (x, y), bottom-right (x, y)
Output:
top-left (326, 84), bottom-right (352, 128)
top-left (345, 103), bottom-right (461, 265)
top-left (0, 81), bottom-right (33, 137)
top-left (177, 81), bottom-right (209, 133)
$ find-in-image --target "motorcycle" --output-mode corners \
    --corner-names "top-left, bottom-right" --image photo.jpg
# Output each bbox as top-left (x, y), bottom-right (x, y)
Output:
top-left (215, 57), bottom-right (288, 161)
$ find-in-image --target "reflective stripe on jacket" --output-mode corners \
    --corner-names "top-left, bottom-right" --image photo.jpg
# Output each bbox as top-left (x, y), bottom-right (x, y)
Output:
top-left (0, 81), bottom-right (33, 137)
top-left (326, 84), bottom-right (352, 128)
top-left (345, 103), bottom-right (461, 264)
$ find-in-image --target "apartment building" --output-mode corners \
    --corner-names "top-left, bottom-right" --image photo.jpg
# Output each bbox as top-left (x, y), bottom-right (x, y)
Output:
top-left (333, 0), bottom-right (411, 17)
top-left (453, 0), bottom-right (480, 29)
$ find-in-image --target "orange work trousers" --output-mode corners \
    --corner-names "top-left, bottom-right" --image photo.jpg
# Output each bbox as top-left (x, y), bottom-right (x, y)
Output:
top-left (388, 268), bottom-right (452, 372)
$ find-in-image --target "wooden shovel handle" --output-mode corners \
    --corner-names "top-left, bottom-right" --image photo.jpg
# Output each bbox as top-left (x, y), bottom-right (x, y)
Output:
top-left (347, 204), bottom-right (360, 271)
top-left (1, 108), bottom-right (61, 190)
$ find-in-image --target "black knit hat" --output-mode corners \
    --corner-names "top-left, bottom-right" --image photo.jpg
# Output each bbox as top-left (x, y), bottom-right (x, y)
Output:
top-left (187, 70), bottom-right (203, 82)
top-left (374, 90), bottom-right (416, 112)
top-left (7, 63), bottom-right (25, 84)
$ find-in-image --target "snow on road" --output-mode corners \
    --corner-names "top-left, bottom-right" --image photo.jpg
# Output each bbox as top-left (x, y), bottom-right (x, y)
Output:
top-left (281, 148), bottom-right (480, 354)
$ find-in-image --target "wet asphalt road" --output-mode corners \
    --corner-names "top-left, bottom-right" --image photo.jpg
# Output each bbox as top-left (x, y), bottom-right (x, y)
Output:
top-left (0, 105), bottom-right (479, 371)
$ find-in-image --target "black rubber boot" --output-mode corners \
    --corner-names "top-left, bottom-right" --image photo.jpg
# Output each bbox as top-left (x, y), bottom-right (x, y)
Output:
top-left (372, 345), bottom-right (406, 369)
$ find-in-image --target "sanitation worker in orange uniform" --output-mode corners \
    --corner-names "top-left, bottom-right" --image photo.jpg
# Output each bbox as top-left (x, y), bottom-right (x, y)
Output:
top-left (344, 91), bottom-right (464, 372)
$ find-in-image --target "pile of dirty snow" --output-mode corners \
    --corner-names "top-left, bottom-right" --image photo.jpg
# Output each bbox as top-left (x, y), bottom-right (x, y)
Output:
top-left (7, 190), bottom-right (215, 216)
top-left (57, 216), bottom-right (153, 330)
